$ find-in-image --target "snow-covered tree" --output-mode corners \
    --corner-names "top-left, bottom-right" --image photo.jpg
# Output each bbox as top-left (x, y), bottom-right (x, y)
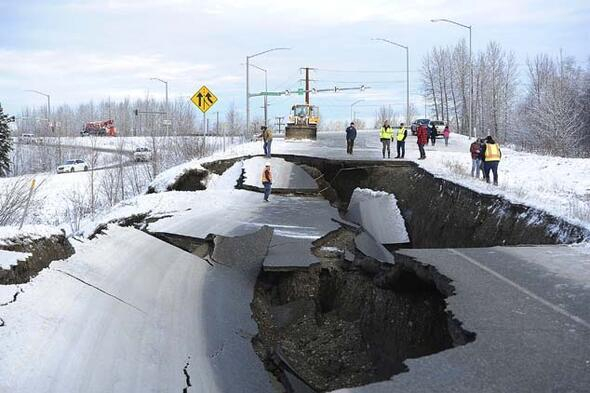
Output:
top-left (0, 103), bottom-right (14, 176)
top-left (520, 54), bottom-right (585, 156)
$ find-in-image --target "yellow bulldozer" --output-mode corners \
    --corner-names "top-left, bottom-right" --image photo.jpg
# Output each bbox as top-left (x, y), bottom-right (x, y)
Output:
top-left (285, 104), bottom-right (319, 140)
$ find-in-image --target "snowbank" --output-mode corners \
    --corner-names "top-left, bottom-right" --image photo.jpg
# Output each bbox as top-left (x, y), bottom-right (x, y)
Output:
top-left (0, 225), bottom-right (63, 246)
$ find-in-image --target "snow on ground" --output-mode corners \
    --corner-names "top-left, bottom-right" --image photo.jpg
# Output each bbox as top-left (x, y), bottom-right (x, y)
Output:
top-left (0, 250), bottom-right (31, 270)
top-left (242, 156), bottom-right (318, 191)
top-left (41, 135), bottom-right (239, 153)
top-left (0, 225), bottom-right (63, 245)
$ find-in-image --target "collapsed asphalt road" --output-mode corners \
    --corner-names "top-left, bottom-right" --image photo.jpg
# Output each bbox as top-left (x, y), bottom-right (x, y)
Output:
top-left (1, 155), bottom-right (589, 393)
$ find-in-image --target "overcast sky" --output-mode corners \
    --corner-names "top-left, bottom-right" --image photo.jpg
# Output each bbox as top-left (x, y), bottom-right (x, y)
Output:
top-left (1, 0), bottom-right (589, 124)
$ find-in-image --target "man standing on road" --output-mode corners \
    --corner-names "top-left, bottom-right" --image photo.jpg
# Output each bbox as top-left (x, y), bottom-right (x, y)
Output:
top-left (379, 121), bottom-right (394, 159)
top-left (345, 122), bottom-right (357, 154)
top-left (395, 122), bottom-right (407, 159)
top-left (470, 138), bottom-right (482, 178)
top-left (258, 126), bottom-right (273, 158)
top-left (481, 135), bottom-right (502, 185)
top-left (428, 123), bottom-right (437, 146)
top-left (261, 161), bottom-right (273, 202)
top-left (417, 123), bottom-right (428, 159)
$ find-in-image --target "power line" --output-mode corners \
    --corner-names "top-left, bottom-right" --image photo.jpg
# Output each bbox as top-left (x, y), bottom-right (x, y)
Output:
top-left (316, 68), bottom-right (420, 73)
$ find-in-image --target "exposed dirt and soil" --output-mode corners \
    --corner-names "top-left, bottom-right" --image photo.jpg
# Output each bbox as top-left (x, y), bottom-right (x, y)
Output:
top-left (0, 232), bottom-right (75, 285)
top-left (251, 228), bottom-right (475, 392)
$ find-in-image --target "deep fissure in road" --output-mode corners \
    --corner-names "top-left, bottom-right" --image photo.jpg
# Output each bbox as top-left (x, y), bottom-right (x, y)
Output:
top-left (251, 255), bottom-right (475, 392)
top-left (155, 154), bottom-right (588, 391)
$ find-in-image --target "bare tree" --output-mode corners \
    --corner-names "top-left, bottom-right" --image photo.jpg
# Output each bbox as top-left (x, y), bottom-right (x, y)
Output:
top-left (374, 105), bottom-right (395, 127)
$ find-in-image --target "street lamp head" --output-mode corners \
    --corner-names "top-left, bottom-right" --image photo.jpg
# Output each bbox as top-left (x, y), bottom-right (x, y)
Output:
top-left (248, 47), bottom-right (291, 59)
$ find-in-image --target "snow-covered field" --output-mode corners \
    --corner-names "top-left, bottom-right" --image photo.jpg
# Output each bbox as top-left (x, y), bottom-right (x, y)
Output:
top-left (40, 134), bottom-right (240, 152)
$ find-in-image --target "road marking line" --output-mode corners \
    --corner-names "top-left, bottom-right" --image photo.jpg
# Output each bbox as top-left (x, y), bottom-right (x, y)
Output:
top-left (449, 248), bottom-right (590, 330)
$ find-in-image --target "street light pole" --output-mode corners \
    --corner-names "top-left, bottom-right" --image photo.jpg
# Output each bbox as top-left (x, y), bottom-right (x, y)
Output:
top-left (24, 89), bottom-right (51, 133)
top-left (250, 63), bottom-right (268, 126)
top-left (350, 99), bottom-right (364, 123)
top-left (246, 47), bottom-right (290, 136)
top-left (150, 77), bottom-right (169, 136)
top-left (372, 38), bottom-right (409, 125)
top-left (431, 18), bottom-right (473, 139)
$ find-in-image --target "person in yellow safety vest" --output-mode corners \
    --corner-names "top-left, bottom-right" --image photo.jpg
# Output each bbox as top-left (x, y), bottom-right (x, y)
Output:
top-left (394, 123), bottom-right (408, 159)
top-left (379, 120), bottom-right (394, 159)
top-left (261, 162), bottom-right (273, 202)
top-left (481, 135), bottom-right (502, 185)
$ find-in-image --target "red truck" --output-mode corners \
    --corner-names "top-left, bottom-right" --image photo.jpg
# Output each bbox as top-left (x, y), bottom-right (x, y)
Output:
top-left (81, 119), bottom-right (117, 136)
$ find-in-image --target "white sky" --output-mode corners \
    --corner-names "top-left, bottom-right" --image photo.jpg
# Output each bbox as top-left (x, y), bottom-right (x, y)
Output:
top-left (1, 0), bottom-right (589, 124)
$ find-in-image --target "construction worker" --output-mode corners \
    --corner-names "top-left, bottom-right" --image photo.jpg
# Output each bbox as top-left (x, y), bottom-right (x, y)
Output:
top-left (395, 122), bottom-right (407, 159)
top-left (379, 120), bottom-right (394, 159)
top-left (261, 161), bottom-right (273, 202)
top-left (481, 135), bottom-right (502, 185)
top-left (258, 126), bottom-right (273, 158)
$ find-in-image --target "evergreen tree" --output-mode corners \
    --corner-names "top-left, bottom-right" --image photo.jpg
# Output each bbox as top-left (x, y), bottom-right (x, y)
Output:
top-left (0, 103), bottom-right (14, 176)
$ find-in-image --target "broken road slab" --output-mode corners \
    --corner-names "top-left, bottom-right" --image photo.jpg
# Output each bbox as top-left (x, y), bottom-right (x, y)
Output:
top-left (342, 246), bottom-right (590, 393)
top-left (242, 156), bottom-right (318, 193)
top-left (0, 226), bottom-right (274, 393)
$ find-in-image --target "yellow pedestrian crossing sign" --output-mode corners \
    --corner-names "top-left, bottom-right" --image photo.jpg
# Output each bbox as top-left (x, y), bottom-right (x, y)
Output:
top-left (191, 85), bottom-right (218, 113)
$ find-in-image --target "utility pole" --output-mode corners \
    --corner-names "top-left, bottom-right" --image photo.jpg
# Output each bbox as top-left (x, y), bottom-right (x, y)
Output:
top-left (249, 63), bottom-right (269, 126)
top-left (372, 38), bottom-right (409, 125)
top-left (24, 90), bottom-right (51, 133)
top-left (431, 19), bottom-right (473, 139)
top-left (275, 116), bottom-right (284, 134)
top-left (304, 67), bottom-right (311, 105)
top-left (150, 77), bottom-right (169, 136)
top-left (246, 47), bottom-right (290, 136)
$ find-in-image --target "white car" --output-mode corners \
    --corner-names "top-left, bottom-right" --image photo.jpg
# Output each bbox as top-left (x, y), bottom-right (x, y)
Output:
top-left (57, 159), bottom-right (89, 174)
top-left (133, 147), bottom-right (151, 162)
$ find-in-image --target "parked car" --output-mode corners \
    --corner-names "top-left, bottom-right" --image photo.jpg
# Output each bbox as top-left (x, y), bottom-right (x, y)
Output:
top-left (429, 120), bottom-right (446, 138)
top-left (57, 159), bottom-right (89, 174)
top-left (133, 147), bottom-right (151, 162)
top-left (20, 133), bottom-right (36, 144)
top-left (411, 119), bottom-right (430, 135)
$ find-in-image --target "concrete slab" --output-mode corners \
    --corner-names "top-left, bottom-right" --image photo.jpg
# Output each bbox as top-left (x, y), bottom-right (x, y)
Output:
top-left (243, 156), bottom-right (318, 193)
top-left (354, 232), bottom-right (394, 264)
top-left (340, 245), bottom-right (590, 393)
top-left (0, 226), bottom-right (274, 393)
top-left (148, 190), bottom-right (341, 270)
top-left (346, 188), bottom-right (409, 245)
top-left (211, 226), bottom-right (273, 275)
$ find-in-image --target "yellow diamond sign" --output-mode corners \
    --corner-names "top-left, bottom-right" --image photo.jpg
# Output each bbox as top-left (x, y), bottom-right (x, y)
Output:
top-left (191, 85), bottom-right (218, 113)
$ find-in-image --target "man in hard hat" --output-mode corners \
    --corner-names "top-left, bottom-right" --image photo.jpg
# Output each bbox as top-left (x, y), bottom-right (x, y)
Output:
top-left (261, 161), bottom-right (273, 202)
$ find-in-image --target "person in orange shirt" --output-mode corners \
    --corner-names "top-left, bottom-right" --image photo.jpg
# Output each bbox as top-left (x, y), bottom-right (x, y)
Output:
top-left (261, 162), bottom-right (273, 202)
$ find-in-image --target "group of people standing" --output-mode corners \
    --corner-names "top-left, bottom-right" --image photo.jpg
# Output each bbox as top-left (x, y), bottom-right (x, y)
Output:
top-left (470, 136), bottom-right (502, 185)
top-left (374, 121), bottom-right (408, 159)
top-left (345, 121), bottom-right (451, 160)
